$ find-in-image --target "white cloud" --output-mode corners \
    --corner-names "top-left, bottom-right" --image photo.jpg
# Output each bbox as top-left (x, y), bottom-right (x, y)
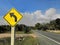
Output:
top-left (0, 8), bottom-right (60, 26)
top-left (0, 18), bottom-right (8, 25)
top-left (45, 8), bottom-right (56, 16)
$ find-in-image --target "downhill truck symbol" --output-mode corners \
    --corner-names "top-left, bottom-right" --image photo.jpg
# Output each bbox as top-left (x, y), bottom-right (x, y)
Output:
top-left (10, 13), bottom-right (17, 22)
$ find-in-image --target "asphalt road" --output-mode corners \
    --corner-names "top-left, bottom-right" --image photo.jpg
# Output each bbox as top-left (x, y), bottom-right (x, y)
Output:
top-left (35, 30), bottom-right (60, 45)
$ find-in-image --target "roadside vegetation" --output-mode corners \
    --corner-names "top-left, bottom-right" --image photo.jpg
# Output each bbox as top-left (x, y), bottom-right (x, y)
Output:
top-left (0, 24), bottom-right (32, 34)
top-left (0, 36), bottom-right (38, 45)
top-left (46, 30), bottom-right (60, 34)
top-left (35, 18), bottom-right (60, 31)
top-left (0, 18), bottom-right (60, 34)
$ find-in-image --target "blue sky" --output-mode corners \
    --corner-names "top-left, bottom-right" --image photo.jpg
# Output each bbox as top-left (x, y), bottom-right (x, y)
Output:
top-left (0, 0), bottom-right (60, 17)
top-left (0, 0), bottom-right (60, 25)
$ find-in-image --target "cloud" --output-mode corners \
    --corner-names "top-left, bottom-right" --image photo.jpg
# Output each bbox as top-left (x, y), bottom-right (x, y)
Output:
top-left (0, 18), bottom-right (8, 25)
top-left (19, 8), bottom-right (60, 26)
top-left (45, 8), bottom-right (56, 16)
top-left (0, 8), bottom-right (60, 26)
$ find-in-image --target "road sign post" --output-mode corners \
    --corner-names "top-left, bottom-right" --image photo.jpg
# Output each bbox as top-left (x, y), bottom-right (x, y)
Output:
top-left (3, 8), bottom-right (23, 45)
top-left (11, 27), bottom-right (15, 45)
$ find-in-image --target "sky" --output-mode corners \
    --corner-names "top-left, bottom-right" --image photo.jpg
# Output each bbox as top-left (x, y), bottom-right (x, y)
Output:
top-left (0, 0), bottom-right (60, 26)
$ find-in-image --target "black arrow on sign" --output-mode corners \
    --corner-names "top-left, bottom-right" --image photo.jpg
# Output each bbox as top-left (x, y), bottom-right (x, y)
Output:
top-left (10, 13), bottom-right (17, 22)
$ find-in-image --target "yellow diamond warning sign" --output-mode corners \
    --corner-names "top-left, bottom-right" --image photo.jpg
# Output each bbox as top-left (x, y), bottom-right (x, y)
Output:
top-left (3, 8), bottom-right (23, 27)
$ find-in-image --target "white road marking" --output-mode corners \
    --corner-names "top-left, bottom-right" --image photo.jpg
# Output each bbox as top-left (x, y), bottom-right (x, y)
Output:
top-left (39, 33), bottom-right (60, 45)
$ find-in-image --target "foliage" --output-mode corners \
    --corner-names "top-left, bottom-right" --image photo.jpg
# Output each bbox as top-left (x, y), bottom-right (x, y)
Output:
top-left (35, 18), bottom-right (60, 31)
top-left (0, 37), bottom-right (38, 45)
top-left (35, 23), bottom-right (43, 30)
top-left (0, 24), bottom-right (32, 33)
top-left (0, 25), bottom-right (11, 33)
top-left (0, 18), bottom-right (60, 33)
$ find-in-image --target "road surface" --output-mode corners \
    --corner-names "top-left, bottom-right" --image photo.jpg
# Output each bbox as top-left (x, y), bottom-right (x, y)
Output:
top-left (35, 30), bottom-right (60, 45)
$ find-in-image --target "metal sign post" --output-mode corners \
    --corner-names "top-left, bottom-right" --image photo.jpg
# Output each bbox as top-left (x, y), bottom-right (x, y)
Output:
top-left (11, 27), bottom-right (15, 45)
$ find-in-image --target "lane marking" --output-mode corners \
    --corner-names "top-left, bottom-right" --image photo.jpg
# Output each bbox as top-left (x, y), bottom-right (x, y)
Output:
top-left (39, 33), bottom-right (60, 45)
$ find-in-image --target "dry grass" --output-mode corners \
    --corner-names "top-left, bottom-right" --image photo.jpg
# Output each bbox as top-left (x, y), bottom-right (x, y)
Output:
top-left (0, 33), bottom-right (37, 38)
top-left (46, 30), bottom-right (60, 34)
top-left (29, 34), bottom-right (37, 38)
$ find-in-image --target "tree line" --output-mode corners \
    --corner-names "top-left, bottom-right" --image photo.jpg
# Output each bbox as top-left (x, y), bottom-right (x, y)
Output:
top-left (0, 18), bottom-right (60, 33)
top-left (0, 24), bottom-right (31, 33)
top-left (35, 18), bottom-right (60, 31)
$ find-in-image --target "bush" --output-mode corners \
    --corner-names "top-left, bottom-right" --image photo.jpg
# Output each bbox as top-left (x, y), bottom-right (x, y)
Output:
top-left (24, 27), bottom-right (31, 33)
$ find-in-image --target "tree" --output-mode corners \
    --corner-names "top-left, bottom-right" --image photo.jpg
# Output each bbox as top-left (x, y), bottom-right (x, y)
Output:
top-left (0, 26), bottom-right (7, 33)
top-left (24, 26), bottom-right (31, 33)
top-left (55, 18), bottom-right (60, 30)
top-left (18, 24), bottom-right (26, 31)
top-left (35, 23), bottom-right (42, 30)
top-left (49, 20), bottom-right (56, 30)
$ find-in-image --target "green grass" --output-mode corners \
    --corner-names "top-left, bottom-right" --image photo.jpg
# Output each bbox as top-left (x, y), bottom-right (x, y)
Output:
top-left (0, 38), bottom-right (11, 45)
top-left (18, 36), bottom-right (38, 45)
top-left (0, 36), bottom-right (39, 45)
top-left (4, 30), bottom-right (33, 34)
top-left (15, 31), bottom-right (24, 34)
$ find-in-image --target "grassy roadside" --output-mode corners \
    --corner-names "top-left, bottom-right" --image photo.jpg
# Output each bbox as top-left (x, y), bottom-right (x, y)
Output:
top-left (16, 30), bottom-right (33, 34)
top-left (0, 36), bottom-right (38, 45)
top-left (15, 36), bottom-right (38, 45)
top-left (3, 30), bottom-right (33, 34)
top-left (46, 30), bottom-right (60, 34)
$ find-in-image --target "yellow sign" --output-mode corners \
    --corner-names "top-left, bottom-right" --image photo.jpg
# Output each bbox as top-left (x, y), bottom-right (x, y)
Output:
top-left (3, 8), bottom-right (23, 27)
